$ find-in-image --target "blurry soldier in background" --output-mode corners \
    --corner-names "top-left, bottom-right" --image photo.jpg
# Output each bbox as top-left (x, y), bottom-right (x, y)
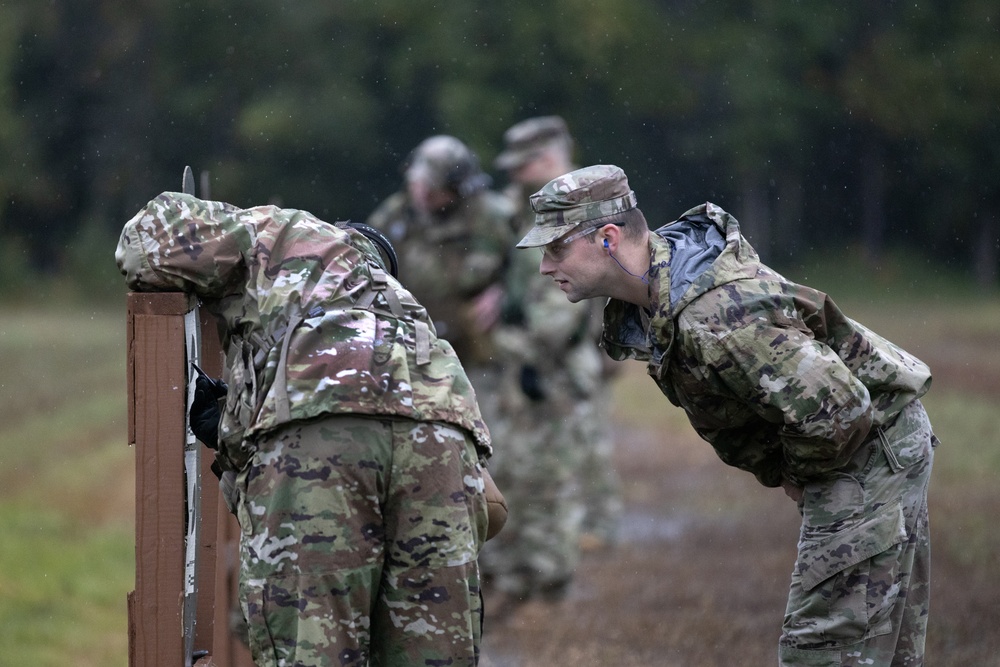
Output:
top-left (116, 193), bottom-right (497, 666)
top-left (367, 135), bottom-right (517, 430)
top-left (517, 164), bottom-right (938, 666)
top-left (477, 117), bottom-right (623, 612)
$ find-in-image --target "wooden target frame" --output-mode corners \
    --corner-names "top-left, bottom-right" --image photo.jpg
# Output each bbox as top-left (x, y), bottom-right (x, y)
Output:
top-left (125, 292), bottom-right (253, 667)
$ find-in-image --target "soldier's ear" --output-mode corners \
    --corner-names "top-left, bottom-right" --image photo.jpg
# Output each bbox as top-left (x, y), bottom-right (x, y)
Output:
top-left (599, 223), bottom-right (622, 252)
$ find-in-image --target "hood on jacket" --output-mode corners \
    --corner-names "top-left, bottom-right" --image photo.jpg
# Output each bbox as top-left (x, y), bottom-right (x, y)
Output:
top-left (654, 202), bottom-right (759, 315)
top-left (601, 202), bottom-right (761, 363)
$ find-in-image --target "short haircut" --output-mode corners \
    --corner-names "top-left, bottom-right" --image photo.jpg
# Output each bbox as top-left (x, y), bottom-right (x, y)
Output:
top-left (580, 208), bottom-right (648, 244)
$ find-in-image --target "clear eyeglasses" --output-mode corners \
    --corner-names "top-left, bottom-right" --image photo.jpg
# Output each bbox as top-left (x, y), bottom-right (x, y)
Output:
top-left (541, 225), bottom-right (601, 261)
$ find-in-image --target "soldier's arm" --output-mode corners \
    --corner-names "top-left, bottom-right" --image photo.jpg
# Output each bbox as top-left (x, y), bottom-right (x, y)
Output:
top-left (708, 322), bottom-right (874, 484)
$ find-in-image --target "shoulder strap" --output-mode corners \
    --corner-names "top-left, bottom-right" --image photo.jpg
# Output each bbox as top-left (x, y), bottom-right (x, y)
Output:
top-left (273, 314), bottom-right (304, 423)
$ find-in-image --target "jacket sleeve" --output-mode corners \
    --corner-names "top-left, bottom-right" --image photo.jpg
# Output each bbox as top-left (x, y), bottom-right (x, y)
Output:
top-left (115, 192), bottom-right (251, 296)
top-left (709, 321), bottom-right (874, 484)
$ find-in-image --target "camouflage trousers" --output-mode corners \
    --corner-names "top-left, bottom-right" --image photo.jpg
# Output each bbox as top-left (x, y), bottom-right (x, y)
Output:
top-left (779, 400), bottom-right (937, 666)
top-left (236, 415), bottom-right (489, 667)
top-left (576, 388), bottom-right (622, 544)
top-left (478, 397), bottom-right (591, 599)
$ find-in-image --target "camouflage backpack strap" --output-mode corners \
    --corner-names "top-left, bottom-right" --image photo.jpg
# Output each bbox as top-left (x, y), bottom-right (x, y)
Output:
top-left (272, 314), bottom-right (305, 424)
top-left (413, 319), bottom-right (431, 366)
top-left (267, 306), bottom-right (324, 423)
top-left (355, 268), bottom-right (431, 366)
top-left (356, 267), bottom-right (404, 317)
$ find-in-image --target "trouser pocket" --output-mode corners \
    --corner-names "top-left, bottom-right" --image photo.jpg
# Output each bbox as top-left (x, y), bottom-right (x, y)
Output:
top-left (783, 501), bottom-right (907, 650)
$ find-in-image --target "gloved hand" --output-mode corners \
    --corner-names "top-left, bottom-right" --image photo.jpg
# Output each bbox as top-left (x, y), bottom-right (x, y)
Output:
top-left (519, 365), bottom-right (546, 402)
top-left (210, 459), bottom-right (239, 516)
top-left (189, 372), bottom-right (228, 448)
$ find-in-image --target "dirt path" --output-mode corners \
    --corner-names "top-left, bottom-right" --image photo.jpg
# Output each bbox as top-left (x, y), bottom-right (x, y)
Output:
top-left (480, 418), bottom-right (798, 666)
top-left (479, 365), bottom-right (1000, 666)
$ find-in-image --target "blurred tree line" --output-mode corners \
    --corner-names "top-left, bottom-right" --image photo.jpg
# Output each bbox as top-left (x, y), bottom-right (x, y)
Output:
top-left (0, 0), bottom-right (997, 298)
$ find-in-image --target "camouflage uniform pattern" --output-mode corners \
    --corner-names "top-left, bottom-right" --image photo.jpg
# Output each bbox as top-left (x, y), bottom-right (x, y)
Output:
top-left (367, 148), bottom-right (517, 367)
top-left (781, 399), bottom-right (934, 665)
top-left (478, 180), bottom-right (622, 599)
top-left (116, 192), bottom-right (491, 665)
top-left (599, 200), bottom-right (936, 664)
top-left (241, 416), bottom-right (487, 667)
top-left (517, 164), bottom-right (637, 248)
top-left (601, 202), bottom-right (932, 488)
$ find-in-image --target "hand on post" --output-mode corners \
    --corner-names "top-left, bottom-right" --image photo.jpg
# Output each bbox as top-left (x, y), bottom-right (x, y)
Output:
top-left (189, 373), bottom-right (228, 448)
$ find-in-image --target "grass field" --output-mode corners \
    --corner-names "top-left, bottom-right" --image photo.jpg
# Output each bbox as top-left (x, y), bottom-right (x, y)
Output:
top-left (2, 253), bottom-right (999, 665)
top-left (0, 303), bottom-right (132, 666)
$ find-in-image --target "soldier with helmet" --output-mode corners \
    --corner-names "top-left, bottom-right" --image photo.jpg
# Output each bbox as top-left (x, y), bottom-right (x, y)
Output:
top-left (367, 135), bottom-right (517, 362)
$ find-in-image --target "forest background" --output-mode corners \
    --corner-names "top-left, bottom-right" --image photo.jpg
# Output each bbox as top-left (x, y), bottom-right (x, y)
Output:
top-left (0, 0), bottom-right (998, 300)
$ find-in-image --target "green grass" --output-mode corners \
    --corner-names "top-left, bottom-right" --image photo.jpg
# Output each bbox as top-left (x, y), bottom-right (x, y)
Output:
top-left (0, 504), bottom-right (132, 667)
top-left (0, 303), bottom-right (133, 666)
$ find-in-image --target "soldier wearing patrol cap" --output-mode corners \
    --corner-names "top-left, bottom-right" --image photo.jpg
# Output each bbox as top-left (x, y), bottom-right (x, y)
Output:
top-left (495, 115), bottom-right (573, 174)
top-left (518, 164), bottom-right (938, 666)
top-left (478, 119), bottom-right (623, 612)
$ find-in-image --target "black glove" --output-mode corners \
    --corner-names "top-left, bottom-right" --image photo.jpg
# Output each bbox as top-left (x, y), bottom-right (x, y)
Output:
top-left (210, 458), bottom-right (239, 516)
top-left (519, 365), bottom-right (546, 402)
top-left (189, 372), bottom-right (228, 448)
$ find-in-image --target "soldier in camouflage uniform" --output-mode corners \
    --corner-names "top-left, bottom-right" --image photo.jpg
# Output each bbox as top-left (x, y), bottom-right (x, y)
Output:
top-left (477, 117), bottom-right (622, 607)
top-left (367, 135), bottom-right (517, 386)
top-left (116, 192), bottom-right (494, 667)
top-left (516, 164), bottom-right (937, 666)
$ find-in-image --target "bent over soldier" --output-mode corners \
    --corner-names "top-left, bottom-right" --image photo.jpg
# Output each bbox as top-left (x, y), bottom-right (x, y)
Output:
top-left (116, 192), bottom-right (494, 667)
top-left (516, 165), bottom-right (938, 666)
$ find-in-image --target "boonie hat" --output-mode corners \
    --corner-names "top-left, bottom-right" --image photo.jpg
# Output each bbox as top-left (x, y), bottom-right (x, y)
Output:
top-left (516, 164), bottom-right (637, 248)
top-left (494, 116), bottom-right (572, 170)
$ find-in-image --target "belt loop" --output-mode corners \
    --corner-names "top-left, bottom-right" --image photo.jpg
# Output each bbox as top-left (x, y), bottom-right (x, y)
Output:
top-left (878, 425), bottom-right (903, 473)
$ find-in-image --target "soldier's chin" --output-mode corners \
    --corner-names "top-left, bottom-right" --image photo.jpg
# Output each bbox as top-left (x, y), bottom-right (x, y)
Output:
top-left (561, 285), bottom-right (586, 303)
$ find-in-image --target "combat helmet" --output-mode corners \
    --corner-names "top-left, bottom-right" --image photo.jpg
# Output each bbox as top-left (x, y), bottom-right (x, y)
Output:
top-left (405, 135), bottom-right (492, 198)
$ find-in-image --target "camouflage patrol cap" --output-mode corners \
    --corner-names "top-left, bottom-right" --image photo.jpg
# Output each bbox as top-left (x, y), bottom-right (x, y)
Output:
top-left (494, 116), bottom-right (572, 170)
top-left (516, 164), bottom-right (637, 248)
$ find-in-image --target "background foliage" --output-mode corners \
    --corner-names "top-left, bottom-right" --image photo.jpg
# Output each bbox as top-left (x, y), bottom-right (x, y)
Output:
top-left (0, 0), bottom-right (998, 298)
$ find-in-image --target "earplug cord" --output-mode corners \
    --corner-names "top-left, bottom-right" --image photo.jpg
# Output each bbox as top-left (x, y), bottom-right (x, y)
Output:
top-left (604, 238), bottom-right (651, 285)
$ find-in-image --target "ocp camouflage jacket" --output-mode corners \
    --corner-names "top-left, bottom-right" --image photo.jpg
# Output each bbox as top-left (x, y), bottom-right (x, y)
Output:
top-left (116, 192), bottom-right (491, 468)
top-left (602, 202), bottom-right (931, 487)
top-left (366, 189), bottom-right (516, 366)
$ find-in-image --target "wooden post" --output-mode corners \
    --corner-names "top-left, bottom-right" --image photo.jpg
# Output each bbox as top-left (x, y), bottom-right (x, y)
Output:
top-left (126, 293), bottom-right (254, 667)
top-left (126, 291), bottom-right (190, 666)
